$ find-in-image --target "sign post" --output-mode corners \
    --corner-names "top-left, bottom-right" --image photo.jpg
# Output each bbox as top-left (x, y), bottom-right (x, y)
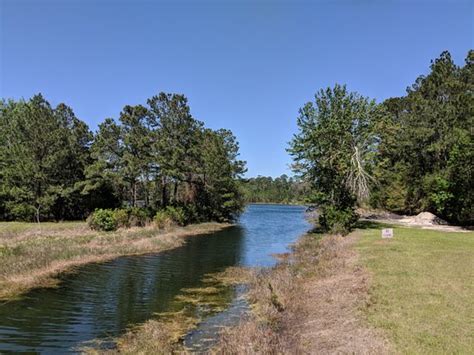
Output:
top-left (382, 228), bottom-right (393, 239)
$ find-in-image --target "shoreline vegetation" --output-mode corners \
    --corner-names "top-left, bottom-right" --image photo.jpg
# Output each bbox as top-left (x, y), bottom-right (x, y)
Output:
top-left (0, 221), bottom-right (232, 301)
top-left (214, 228), bottom-right (390, 354)
top-left (100, 220), bottom-right (473, 354)
top-left (87, 266), bottom-right (252, 354)
top-left (214, 222), bottom-right (473, 354)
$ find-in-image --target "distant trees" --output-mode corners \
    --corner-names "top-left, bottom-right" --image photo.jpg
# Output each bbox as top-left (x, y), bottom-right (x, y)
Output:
top-left (290, 50), bottom-right (473, 233)
top-left (0, 92), bottom-right (246, 223)
top-left (240, 175), bottom-right (309, 204)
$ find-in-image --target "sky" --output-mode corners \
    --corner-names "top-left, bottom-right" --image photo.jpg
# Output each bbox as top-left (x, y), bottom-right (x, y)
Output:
top-left (1, 0), bottom-right (473, 177)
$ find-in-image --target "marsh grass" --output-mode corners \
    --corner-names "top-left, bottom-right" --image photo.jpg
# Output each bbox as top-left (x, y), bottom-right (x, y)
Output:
top-left (357, 226), bottom-right (474, 353)
top-left (89, 266), bottom-right (253, 354)
top-left (0, 221), bottom-right (231, 301)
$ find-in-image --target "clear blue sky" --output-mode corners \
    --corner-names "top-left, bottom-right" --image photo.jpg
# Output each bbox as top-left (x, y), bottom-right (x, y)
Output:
top-left (1, 0), bottom-right (472, 177)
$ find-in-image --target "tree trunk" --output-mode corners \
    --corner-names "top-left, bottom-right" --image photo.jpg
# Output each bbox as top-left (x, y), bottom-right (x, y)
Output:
top-left (133, 181), bottom-right (137, 207)
top-left (173, 181), bottom-right (178, 204)
top-left (162, 176), bottom-right (168, 207)
top-left (35, 206), bottom-right (41, 224)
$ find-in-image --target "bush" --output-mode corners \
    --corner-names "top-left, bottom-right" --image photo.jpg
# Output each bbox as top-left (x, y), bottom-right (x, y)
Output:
top-left (165, 206), bottom-right (186, 226)
top-left (87, 209), bottom-right (118, 231)
top-left (154, 206), bottom-right (188, 229)
top-left (183, 204), bottom-right (203, 224)
top-left (154, 210), bottom-right (174, 229)
top-left (128, 207), bottom-right (150, 227)
top-left (318, 205), bottom-right (358, 235)
top-left (113, 209), bottom-right (130, 228)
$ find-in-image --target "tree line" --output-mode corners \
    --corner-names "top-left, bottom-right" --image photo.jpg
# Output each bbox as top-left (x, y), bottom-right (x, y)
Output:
top-left (289, 50), bottom-right (473, 233)
top-left (0, 93), bottom-right (246, 223)
top-left (239, 175), bottom-right (309, 204)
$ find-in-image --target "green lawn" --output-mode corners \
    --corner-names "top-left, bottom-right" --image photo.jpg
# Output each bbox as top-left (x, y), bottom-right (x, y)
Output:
top-left (357, 225), bottom-right (474, 353)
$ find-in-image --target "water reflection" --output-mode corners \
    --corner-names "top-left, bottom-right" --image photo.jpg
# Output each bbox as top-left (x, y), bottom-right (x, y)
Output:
top-left (0, 205), bottom-right (310, 353)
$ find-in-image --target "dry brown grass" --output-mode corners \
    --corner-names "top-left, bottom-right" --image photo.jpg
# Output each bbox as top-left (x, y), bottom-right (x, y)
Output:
top-left (214, 232), bottom-right (390, 354)
top-left (0, 221), bottom-right (231, 301)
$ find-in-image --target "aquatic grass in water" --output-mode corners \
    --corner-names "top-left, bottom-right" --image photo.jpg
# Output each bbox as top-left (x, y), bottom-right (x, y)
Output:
top-left (0, 205), bottom-right (310, 353)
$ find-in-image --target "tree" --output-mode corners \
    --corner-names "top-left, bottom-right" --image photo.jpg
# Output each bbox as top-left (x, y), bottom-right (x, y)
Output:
top-left (239, 174), bottom-right (309, 204)
top-left (0, 95), bottom-right (92, 221)
top-left (198, 128), bottom-right (246, 221)
top-left (0, 92), bottom-right (246, 224)
top-left (373, 51), bottom-right (473, 224)
top-left (119, 105), bottom-right (152, 207)
top-left (147, 93), bottom-right (204, 207)
top-left (288, 84), bottom-right (382, 233)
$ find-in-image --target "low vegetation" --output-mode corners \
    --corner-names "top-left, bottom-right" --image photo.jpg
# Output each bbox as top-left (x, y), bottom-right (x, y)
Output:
top-left (357, 225), bottom-right (474, 353)
top-left (215, 223), bottom-right (473, 354)
top-left (215, 231), bottom-right (388, 353)
top-left (0, 221), bottom-right (231, 301)
top-left (86, 266), bottom-right (253, 354)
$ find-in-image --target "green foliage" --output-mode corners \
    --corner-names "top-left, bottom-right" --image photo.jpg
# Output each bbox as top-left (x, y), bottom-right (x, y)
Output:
top-left (289, 84), bottom-right (381, 233)
top-left (153, 211), bottom-right (169, 229)
top-left (1, 92), bottom-right (246, 224)
top-left (239, 175), bottom-right (310, 204)
top-left (182, 204), bottom-right (200, 224)
top-left (113, 209), bottom-right (130, 228)
top-left (87, 209), bottom-right (118, 231)
top-left (0, 95), bottom-right (93, 222)
top-left (292, 51), bottom-right (472, 228)
top-left (373, 50), bottom-right (473, 224)
top-left (164, 206), bottom-right (187, 226)
top-left (318, 206), bottom-right (358, 235)
top-left (128, 207), bottom-right (151, 227)
top-left (154, 210), bottom-right (174, 229)
top-left (153, 206), bottom-right (189, 229)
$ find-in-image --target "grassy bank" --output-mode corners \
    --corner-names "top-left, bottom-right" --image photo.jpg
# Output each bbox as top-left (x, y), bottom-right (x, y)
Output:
top-left (357, 224), bottom-right (474, 353)
top-left (215, 232), bottom-right (388, 353)
top-left (0, 221), bottom-right (231, 301)
top-left (215, 224), bottom-right (473, 353)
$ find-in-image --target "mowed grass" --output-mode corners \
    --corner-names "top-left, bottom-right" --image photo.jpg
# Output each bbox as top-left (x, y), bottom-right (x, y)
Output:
top-left (0, 221), bottom-right (230, 301)
top-left (356, 224), bottom-right (474, 353)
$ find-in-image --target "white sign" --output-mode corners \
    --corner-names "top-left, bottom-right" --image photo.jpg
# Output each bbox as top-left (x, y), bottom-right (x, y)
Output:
top-left (382, 228), bottom-right (393, 238)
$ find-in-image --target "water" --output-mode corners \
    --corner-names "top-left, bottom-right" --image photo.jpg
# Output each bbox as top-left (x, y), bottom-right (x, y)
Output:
top-left (0, 204), bottom-right (310, 353)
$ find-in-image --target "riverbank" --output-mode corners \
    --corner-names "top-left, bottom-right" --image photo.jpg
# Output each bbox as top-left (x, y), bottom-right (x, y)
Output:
top-left (215, 224), bottom-right (474, 353)
top-left (215, 230), bottom-right (389, 353)
top-left (0, 221), bottom-right (231, 301)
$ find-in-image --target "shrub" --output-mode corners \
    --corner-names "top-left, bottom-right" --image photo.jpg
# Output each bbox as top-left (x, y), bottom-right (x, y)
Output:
top-left (183, 204), bottom-right (200, 224)
top-left (87, 209), bottom-right (118, 231)
top-left (154, 210), bottom-right (174, 229)
top-left (154, 206), bottom-right (188, 229)
top-left (318, 205), bottom-right (358, 235)
top-left (128, 207), bottom-right (150, 227)
top-left (114, 209), bottom-right (130, 228)
top-left (165, 206), bottom-right (187, 226)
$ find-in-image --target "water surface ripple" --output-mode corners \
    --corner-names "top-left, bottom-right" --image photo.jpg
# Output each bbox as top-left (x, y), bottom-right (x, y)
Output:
top-left (0, 204), bottom-right (310, 353)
